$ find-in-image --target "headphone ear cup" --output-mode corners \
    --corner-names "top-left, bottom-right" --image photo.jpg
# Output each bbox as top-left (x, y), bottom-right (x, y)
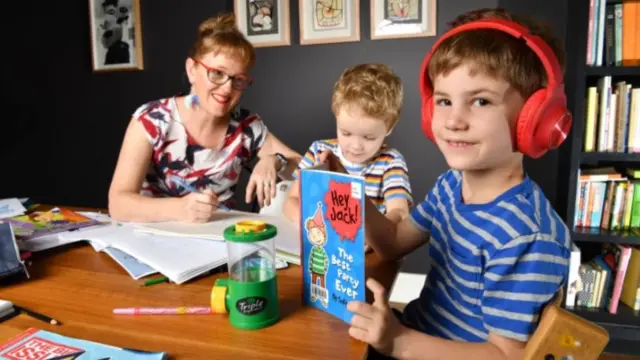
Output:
top-left (515, 89), bottom-right (547, 158)
top-left (421, 95), bottom-right (436, 142)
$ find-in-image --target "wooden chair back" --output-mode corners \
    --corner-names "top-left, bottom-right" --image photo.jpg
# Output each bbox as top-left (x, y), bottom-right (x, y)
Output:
top-left (522, 288), bottom-right (609, 360)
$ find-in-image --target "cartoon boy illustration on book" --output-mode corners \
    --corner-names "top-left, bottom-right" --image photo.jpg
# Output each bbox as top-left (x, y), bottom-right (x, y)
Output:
top-left (305, 202), bottom-right (329, 308)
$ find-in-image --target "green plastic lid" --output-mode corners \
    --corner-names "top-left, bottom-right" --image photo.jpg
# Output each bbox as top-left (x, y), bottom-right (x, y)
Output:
top-left (223, 221), bottom-right (278, 243)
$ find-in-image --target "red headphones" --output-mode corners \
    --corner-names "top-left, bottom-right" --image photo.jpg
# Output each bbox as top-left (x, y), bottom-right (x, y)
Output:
top-left (419, 19), bottom-right (572, 159)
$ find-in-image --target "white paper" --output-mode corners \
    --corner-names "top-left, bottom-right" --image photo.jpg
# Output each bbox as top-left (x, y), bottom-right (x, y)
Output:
top-left (132, 210), bottom-right (300, 260)
top-left (59, 222), bottom-right (228, 284)
top-left (389, 272), bottom-right (427, 306)
top-left (102, 247), bottom-right (157, 280)
top-left (0, 198), bottom-right (26, 219)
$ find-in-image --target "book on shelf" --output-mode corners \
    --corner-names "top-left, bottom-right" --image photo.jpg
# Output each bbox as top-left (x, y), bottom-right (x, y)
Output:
top-left (299, 165), bottom-right (365, 324)
top-left (585, 0), bottom-right (639, 67)
top-left (582, 77), bottom-right (639, 154)
top-left (570, 242), bottom-right (639, 314)
top-left (0, 328), bottom-right (167, 359)
top-left (573, 167), bottom-right (640, 230)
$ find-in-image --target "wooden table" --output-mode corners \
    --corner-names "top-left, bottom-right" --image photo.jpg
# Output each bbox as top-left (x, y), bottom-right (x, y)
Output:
top-left (0, 236), bottom-right (399, 359)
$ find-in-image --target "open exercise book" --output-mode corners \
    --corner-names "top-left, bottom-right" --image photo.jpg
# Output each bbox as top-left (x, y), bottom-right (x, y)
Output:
top-left (299, 166), bottom-right (365, 324)
top-left (132, 210), bottom-right (301, 265)
top-left (20, 210), bottom-right (300, 284)
top-left (55, 215), bottom-right (230, 285)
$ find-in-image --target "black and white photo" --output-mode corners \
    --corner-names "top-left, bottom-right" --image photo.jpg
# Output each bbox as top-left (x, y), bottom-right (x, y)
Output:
top-left (235, 0), bottom-right (291, 48)
top-left (89, 0), bottom-right (144, 72)
top-left (370, 0), bottom-right (436, 40)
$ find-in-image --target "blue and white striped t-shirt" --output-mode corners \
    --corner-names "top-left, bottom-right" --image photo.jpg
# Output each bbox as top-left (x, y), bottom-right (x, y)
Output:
top-left (293, 139), bottom-right (412, 214)
top-left (404, 170), bottom-right (570, 342)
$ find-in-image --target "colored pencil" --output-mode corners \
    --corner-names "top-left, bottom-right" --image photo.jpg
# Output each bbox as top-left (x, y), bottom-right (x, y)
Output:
top-left (141, 276), bottom-right (169, 287)
top-left (169, 175), bottom-right (230, 211)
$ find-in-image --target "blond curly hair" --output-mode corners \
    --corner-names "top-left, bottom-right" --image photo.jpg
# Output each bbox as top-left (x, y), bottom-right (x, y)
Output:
top-left (331, 63), bottom-right (404, 131)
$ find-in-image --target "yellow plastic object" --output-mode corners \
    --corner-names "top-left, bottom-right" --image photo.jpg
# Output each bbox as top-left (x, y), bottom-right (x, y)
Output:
top-left (211, 281), bottom-right (228, 314)
top-left (235, 220), bottom-right (266, 233)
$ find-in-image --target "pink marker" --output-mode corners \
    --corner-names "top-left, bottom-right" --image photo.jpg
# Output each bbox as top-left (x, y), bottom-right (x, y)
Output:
top-left (113, 306), bottom-right (214, 315)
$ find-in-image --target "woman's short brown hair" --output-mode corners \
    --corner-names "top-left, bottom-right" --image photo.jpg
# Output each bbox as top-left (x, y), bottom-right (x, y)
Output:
top-left (190, 13), bottom-right (256, 70)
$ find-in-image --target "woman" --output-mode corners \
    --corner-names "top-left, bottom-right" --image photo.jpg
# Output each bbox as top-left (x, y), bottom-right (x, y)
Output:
top-left (108, 13), bottom-right (301, 223)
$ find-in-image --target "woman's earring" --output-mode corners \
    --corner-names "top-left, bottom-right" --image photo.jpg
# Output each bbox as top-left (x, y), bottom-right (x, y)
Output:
top-left (185, 94), bottom-right (200, 109)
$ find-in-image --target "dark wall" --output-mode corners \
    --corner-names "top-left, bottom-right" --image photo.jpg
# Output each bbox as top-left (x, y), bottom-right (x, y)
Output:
top-left (2, 0), bottom-right (569, 226)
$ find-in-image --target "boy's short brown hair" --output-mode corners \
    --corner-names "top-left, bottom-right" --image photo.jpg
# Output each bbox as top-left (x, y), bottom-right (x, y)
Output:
top-left (331, 63), bottom-right (403, 131)
top-left (428, 8), bottom-right (566, 100)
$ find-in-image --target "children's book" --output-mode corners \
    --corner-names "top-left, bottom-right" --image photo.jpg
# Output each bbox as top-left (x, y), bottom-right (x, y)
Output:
top-left (0, 328), bottom-right (168, 359)
top-left (3, 208), bottom-right (104, 241)
top-left (299, 166), bottom-right (365, 324)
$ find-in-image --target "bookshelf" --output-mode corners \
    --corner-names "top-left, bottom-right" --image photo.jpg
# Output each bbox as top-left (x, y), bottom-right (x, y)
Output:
top-left (561, 0), bottom-right (640, 356)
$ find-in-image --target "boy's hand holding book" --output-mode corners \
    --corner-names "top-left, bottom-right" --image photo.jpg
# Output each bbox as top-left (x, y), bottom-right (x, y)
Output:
top-left (317, 151), bottom-right (347, 174)
top-left (347, 278), bottom-right (408, 357)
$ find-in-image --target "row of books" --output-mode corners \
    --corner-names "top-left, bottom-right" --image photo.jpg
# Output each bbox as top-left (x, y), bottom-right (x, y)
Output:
top-left (583, 76), bottom-right (639, 153)
top-left (585, 0), bottom-right (639, 67)
top-left (574, 167), bottom-right (640, 230)
top-left (567, 242), bottom-right (640, 313)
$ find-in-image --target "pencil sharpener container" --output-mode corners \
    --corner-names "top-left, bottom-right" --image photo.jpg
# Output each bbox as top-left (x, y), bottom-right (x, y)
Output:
top-left (211, 220), bottom-right (279, 330)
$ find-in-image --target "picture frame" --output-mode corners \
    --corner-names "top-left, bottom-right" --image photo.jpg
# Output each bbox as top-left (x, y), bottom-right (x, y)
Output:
top-left (235, 0), bottom-right (291, 48)
top-left (89, 0), bottom-right (144, 72)
top-left (370, 0), bottom-right (436, 40)
top-left (299, 0), bottom-right (360, 45)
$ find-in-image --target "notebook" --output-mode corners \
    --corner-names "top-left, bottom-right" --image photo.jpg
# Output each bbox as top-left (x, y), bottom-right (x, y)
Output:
top-left (57, 222), bottom-right (228, 284)
top-left (132, 210), bottom-right (301, 264)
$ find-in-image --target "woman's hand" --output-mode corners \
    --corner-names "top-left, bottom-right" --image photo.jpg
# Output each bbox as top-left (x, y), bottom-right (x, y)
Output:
top-left (246, 154), bottom-right (278, 208)
top-left (178, 189), bottom-right (219, 223)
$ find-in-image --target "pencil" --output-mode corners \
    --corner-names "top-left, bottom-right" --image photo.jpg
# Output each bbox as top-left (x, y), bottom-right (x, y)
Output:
top-left (169, 175), bottom-right (230, 211)
top-left (15, 306), bottom-right (59, 325)
top-left (142, 276), bottom-right (169, 287)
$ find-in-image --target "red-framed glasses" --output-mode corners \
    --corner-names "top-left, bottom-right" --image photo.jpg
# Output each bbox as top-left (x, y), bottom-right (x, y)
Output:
top-left (192, 58), bottom-right (253, 90)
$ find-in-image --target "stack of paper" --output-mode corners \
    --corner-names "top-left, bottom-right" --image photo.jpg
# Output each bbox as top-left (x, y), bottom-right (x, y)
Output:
top-left (58, 222), bottom-right (228, 284)
top-left (133, 210), bottom-right (301, 265)
top-left (15, 210), bottom-right (301, 283)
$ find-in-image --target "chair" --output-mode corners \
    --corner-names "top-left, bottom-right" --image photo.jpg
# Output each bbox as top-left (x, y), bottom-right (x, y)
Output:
top-left (522, 288), bottom-right (609, 360)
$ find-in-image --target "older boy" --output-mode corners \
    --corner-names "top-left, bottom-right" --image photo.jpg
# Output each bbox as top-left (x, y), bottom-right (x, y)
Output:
top-left (283, 63), bottom-right (413, 226)
top-left (345, 9), bottom-right (572, 360)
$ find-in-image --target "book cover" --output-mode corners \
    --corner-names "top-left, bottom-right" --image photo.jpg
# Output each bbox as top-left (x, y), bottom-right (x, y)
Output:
top-left (300, 167), bottom-right (365, 324)
top-left (3, 208), bottom-right (103, 241)
top-left (0, 328), bottom-right (167, 359)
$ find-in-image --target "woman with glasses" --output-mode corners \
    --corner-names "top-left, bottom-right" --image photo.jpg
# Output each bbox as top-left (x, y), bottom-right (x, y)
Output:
top-left (108, 13), bottom-right (301, 223)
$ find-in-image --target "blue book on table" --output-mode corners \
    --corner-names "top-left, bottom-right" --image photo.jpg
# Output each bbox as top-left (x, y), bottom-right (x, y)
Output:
top-left (300, 166), bottom-right (365, 324)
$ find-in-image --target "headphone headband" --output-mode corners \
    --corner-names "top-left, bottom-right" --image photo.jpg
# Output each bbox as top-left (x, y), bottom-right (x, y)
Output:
top-left (421, 19), bottom-right (563, 90)
top-left (419, 17), bottom-right (571, 159)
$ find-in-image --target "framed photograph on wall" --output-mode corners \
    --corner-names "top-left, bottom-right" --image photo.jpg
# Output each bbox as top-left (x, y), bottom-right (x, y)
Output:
top-left (299, 0), bottom-right (360, 45)
top-left (89, 0), bottom-right (144, 72)
top-left (370, 0), bottom-right (436, 40)
top-left (235, 0), bottom-right (291, 48)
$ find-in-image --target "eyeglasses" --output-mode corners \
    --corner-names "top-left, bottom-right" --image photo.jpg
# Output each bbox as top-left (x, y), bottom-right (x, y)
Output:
top-left (192, 58), bottom-right (253, 90)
